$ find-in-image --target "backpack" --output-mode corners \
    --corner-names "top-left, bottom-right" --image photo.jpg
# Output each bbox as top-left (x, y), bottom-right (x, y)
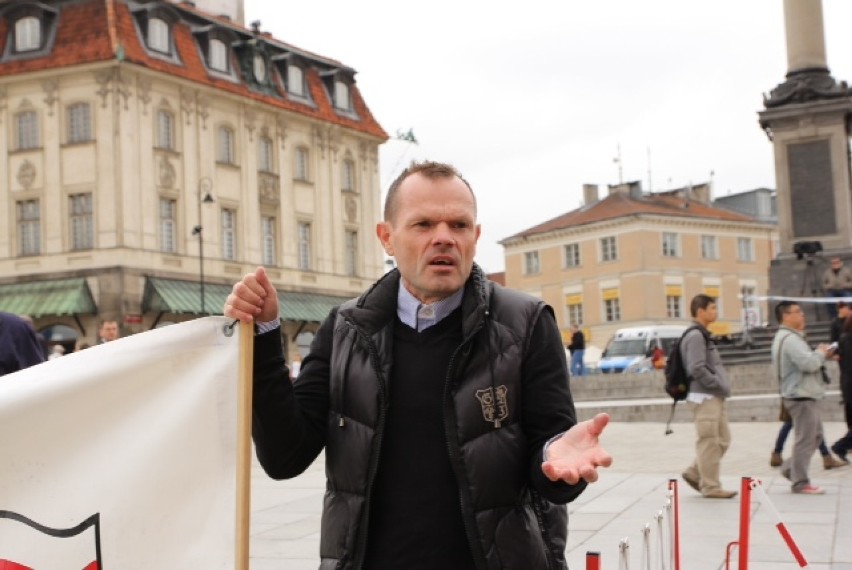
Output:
top-left (664, 325), bottom-right (710, 434)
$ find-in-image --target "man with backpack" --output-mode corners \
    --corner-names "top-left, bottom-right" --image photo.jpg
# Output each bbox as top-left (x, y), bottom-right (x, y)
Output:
top-left (680, 294), bottom-right (737, 499)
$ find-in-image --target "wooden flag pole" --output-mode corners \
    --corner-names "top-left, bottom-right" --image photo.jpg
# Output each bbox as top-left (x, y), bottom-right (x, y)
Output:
top-left (236, 321), bottom-right (254, 570)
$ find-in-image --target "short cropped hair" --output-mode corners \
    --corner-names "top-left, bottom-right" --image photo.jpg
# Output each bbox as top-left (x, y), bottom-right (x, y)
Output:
top-left (774, 300), bottom-right (798, 323)
top-left (384, 161), bottom-right (476, 222)
top-left (690, 294), bottom-right (715, 318)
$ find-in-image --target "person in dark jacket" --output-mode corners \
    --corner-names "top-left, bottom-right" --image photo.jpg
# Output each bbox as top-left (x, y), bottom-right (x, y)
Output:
top-left (831, 315), bottom-right (852, 462)
top-left (0, 312), bottom-right (46, 376)
top-left (225, 161), bottom-right (612, 570)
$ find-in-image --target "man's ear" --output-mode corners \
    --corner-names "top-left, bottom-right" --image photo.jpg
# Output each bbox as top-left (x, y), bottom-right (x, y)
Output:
top-left (376, 222), bottom-right (393, 256)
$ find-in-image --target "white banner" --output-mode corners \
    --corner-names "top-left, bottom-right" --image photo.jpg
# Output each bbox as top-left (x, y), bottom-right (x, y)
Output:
top-left (0, 317), bottom-right (241, 570)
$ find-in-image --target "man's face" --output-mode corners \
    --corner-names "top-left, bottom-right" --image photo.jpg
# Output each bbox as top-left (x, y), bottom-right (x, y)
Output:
top-left (783, 305), bottom-right (806, 331)
top-left (839, 306), bottom-right (850, 319)
top-left (832, 258), bottom-right (843, 270)
top-left (99, 321), bottom-right (119, 341)
top-left (376, 173), bottom-right (480, 305)
top-left (697, 302), bottom-right (718, 325)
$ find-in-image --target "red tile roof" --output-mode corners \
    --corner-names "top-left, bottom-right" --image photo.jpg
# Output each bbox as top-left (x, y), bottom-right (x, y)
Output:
top-left (0, 0), bottom-right (387, 141)
top-left (503, 191), bottom-right (761, 242)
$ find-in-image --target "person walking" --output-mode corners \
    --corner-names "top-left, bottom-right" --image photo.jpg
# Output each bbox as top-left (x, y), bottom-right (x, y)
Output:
top-left (771, 300), bottom-right (833, 494)
top-left (568, 323), bottom-right (586, 377)
top-left (680, 294), bottom-right (738, 499)
top-left (831, 314), bottom-right (852, 462)
top-left (770, 301), bottom-right (846, 469)
top-left (225, 160), bottom-right (612, 570)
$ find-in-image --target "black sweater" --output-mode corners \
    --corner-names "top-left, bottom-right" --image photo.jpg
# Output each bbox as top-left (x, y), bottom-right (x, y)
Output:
top-left (363, 310), bottom-right (475, 569)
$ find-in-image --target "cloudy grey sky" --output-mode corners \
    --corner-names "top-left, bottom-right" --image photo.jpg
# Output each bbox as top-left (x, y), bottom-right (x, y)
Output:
top-left (245, 0), bottom-right (852, 273)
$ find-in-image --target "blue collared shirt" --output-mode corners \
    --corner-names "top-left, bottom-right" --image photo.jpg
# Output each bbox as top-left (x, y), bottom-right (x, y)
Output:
top-left (396, 283), bottom-right (463, 332)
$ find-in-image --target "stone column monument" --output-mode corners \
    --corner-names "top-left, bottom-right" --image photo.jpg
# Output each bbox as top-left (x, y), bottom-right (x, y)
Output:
top-left (759, 0), bottom-right (852, 320)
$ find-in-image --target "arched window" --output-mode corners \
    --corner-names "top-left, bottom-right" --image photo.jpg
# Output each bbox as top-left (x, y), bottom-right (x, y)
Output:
top-left (148, 18), bottom-right (170, 53)
top-left (15, 16), bottom-right (41, 52)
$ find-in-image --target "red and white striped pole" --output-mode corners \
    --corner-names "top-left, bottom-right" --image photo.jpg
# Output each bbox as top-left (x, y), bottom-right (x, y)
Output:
top-left (749, 478), bottom-right (809, 567)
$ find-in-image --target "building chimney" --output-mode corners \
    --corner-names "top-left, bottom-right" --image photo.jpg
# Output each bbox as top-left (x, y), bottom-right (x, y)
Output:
top-left (582, 184), bottom-right (599, 205)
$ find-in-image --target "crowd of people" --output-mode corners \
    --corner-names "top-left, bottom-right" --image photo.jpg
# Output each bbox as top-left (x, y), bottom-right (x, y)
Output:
top-left (0, 316), bottom-right (119, 377)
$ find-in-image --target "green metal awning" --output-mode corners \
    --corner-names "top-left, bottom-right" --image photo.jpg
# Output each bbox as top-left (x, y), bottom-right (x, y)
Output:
top-left (143, 277), bottom-right (350, 322)
top-left (143, 278), bottom-right (232, 315)
top-left (277, 290), bottom-right (351, 323)
top-left (0, 278), bottom-right (97, 317)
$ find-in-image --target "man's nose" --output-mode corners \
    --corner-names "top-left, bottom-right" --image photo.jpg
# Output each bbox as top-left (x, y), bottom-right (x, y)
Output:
top-left (433, 223), bottom-right (456, 245)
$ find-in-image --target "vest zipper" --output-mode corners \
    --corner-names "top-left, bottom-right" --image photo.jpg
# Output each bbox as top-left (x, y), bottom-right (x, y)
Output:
top-left (443, 320), bottom-right (489, 570)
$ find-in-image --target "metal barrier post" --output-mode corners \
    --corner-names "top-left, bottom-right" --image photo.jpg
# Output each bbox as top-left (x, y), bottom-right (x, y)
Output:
top-left (738, 476), bottom-right (752, 570)
top-left (667, 479), bottom-right (680, 570)
top-left (586, 551), bottom-right (601, 570)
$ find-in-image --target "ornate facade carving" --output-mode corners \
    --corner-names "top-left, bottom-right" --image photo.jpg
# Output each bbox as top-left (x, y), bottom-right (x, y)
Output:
top-left (42, 80), bottom-right (59, 116)
top-left (137, 76), bottom-right (152, 114)
top-left (345, 195), bottom-right (358, 223)
top-left (0, 88), bottom-right (6, 124)
top-left (196, 95), bottom-right (210, 130)
top-left (180, 89), bottom-right (194, 126)
top-left (17, 160), bottom-right (36, 189)
top-left (275, 116), bottom-right (288, 149)
top-left (244, 108), bottom-right (257, 141)
top-left (95, 70), bottom-right (113, 108)
top-left (158, 155), bottom-right (176, 189)
top-left (258, 172), bottom-right (280, 205)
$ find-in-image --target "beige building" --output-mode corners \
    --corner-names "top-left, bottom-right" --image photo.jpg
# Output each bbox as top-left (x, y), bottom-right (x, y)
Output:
top-left (500, 182), bottom-right (777, 353)
top-left (0, 0), bottom-right (387, 361)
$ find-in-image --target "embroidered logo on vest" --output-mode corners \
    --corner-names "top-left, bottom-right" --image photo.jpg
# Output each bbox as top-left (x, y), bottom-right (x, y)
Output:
top-left (475, 385), bottom-right (508, 428)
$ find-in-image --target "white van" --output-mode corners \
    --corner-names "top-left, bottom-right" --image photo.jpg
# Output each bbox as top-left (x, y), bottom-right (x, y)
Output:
top-left (598, 325), bottom-right (687, 374)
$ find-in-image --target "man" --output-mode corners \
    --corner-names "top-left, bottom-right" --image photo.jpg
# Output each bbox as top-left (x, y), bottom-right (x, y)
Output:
top-left (680, 295), bottom-right (737, 499)
top-left (830, 301), bottom-right (850, 344)
top-left (0, 312), bottom-right (46, 376)
top-left (225, 161), bottom-right (612, 570)
top-left (98, 319), bottom-right (120, 344)
top-left (771, 301), bottom-right (832, 494)
top-left (568, 323), bottom-right (586, 377)
top-left (822, 257), bottom-right (852, 319)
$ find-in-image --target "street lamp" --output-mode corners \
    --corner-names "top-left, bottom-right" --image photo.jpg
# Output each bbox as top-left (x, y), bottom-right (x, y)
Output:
top-left (193, 177), bottom-right (215, 315)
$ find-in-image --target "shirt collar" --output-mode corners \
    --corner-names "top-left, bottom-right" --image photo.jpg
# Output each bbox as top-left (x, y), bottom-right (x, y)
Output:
top-left (397, 282), bottom-right (464, 332)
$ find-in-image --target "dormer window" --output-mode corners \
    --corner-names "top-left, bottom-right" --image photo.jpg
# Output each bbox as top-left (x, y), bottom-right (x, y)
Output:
top-left (334, 80), bottom-right (350, 111)
top-left (287, 65), bottom-right (305, 97)
top-left (15, 16), bottom-right (40, 52)
top-left (209, 38), bottom-right (228, 72)
top-left (148, 18), bottom-right (170, 53)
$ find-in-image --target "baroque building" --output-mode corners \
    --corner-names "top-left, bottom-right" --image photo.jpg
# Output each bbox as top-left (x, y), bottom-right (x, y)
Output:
top-left (500, 182), bottom-right (777, 353)
top-left (0, 0), bottom-right (388, 360)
